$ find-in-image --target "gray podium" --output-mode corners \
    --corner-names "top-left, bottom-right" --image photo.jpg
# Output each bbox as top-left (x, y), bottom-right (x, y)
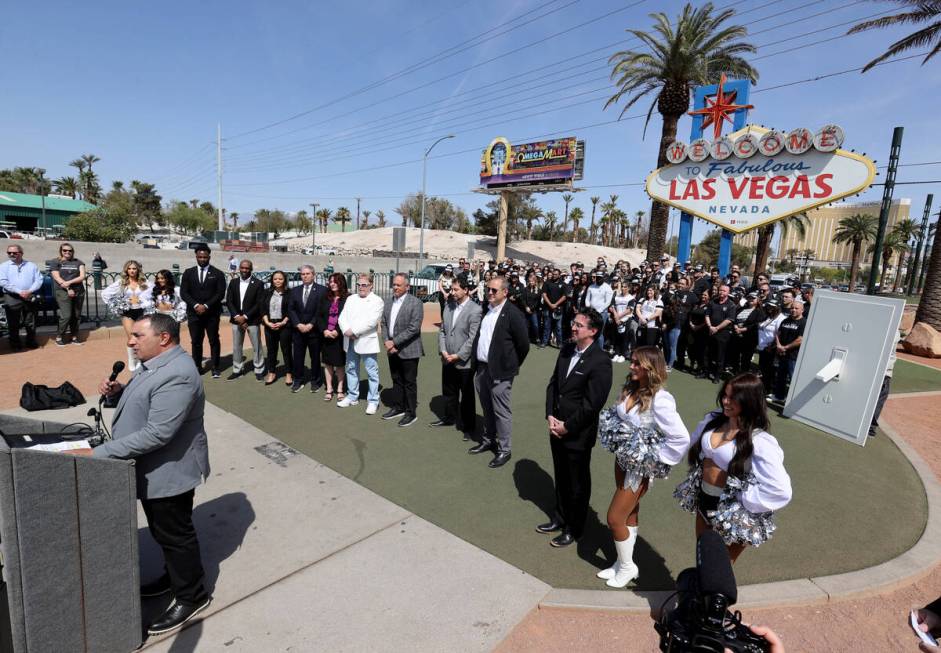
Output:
top-left (0, 419), bottom-right (142, 653)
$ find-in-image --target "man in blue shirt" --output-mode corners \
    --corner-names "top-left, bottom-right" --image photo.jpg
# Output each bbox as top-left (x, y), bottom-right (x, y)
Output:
top-left (0, 244), bottom-right (43, 350)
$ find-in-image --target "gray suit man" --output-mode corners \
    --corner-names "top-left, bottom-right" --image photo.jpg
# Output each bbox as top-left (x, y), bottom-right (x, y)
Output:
top-left (381, 273), bottom-right (425, 427)
top-left (94, 313), bottom-right (211, 636)
top-left (434, 276), bottom-right (482, 439)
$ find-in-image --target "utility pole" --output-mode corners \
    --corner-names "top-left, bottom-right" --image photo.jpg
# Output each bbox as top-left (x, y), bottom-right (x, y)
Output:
top-left (868, 126), bottom-right (903, 294)
top-left (419, 134), bottom-right (455, 272)
top-left (310, 202), bottom-right (319, 251)
top-left (907, 195), bottom-right (933, 296)
top-left (355, 197), bottom-right (361, 231)
top-left (217, 123), bottom-right (224, 233)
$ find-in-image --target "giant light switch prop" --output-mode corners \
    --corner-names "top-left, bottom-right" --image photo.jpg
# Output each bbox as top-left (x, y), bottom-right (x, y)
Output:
top-left (782, 290), bottom-right (904, 446)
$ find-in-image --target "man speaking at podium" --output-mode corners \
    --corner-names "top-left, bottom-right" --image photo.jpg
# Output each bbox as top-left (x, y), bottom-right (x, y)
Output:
top-left (94, 312), bottom-right (211, 635)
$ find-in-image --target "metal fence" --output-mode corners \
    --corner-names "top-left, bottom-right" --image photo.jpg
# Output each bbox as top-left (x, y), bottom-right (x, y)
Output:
top-left (1, 266), bottom-right (443, 333)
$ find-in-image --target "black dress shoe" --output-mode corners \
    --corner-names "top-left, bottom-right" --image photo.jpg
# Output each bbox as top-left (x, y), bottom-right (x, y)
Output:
top-left (489, 452), bottom-right (512, 468)
top-left (211, 369), bottom-right (221, 379)
top-left (550, 532), bottom-right (576, 548)
top-left (140, 574), bottom-right (172, 597)
top-left (398, 413), bottom-right (417, 427)
top-left (255, 373), bottom-right (265, 381)
top-left (467, 442), bottom-right (492, 455)
top-left (147, 597), bottom-right (211, 636)
top-left (382, 408), bottom-right (405, 420)
top-left (462, 432), bottom-right (472, 442)
top-left (310, 383), bottom-right (322, 394)
top-left (291, 383), bottom-right (304, 393)
top-left (536, 520), bottom-right (565, 534)
top-left (429, 419), bottom-right (455, 428)
top-left (225, 371), bottom-right (241, 381)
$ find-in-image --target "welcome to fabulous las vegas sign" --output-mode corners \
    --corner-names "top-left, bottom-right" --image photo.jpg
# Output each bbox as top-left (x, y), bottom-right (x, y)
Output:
top-left (645, 124), bottom-right (877, 234)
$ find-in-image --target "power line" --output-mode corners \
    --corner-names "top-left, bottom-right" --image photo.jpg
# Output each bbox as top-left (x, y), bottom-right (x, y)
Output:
top-left (224, 1), bottom-right (884, 171)
top-left (226, 0), bottom-right (590, 139)
top-left (223, 52), bottom-right (929, 194)
top-left (225, 0), bottom-right (793, 155)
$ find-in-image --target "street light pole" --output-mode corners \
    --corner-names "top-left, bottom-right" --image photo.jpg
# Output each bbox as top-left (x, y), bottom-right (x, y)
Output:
top-left (310, 202), bottom-right (319, 251)
top-left (418, 134), bottom-right (455, 273)
top-left (39, 171), bottom-right (47, 236)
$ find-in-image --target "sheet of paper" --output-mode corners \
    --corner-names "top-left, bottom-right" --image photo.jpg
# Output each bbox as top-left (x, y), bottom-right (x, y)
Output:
top-left (27, 440), bottom-right (91, 453)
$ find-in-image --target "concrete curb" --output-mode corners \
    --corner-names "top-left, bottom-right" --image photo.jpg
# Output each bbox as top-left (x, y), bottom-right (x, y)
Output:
top-left (537, 413), bottom-right (941, 613)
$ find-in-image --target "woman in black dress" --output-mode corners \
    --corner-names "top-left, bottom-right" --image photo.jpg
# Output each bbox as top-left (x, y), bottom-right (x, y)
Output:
top-left (319, 273), bottom-right (349, 402)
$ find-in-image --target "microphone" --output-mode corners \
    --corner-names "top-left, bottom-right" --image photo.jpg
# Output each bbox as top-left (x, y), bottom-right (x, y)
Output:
top-left (696, 530), bottom-right (737, 604)
top-left (108, 361), bottom-right (126, 383)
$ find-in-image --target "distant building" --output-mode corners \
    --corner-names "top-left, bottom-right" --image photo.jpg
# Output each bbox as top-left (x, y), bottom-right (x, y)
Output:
top-left (736, 199), bottom-right (911, 268)
top-left (0, 191), bottom-right (96, 234)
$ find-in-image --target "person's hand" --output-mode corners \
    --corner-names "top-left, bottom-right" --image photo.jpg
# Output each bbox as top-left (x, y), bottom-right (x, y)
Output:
top-left (323, 330), bottom-right (331, 338)
top-left (344, 329), bottom-right (355, 338)
top-left (776, 345), bottom-right (786, 355)
top-left (18, 290), bottom-right (32, 300)
top-left (447, 353), bottom-right (459, 364)
top-left (723, 624), bottom-right (784, 653)
top-left (195, 304), bottom-right (207, 315)
top-left (67, 288), bottom-right (76, 298)
top-left (388, 346), bottom-right (398, 355)
top-left (98, 379), bottom-right (123, 397)
top-left (384, 339), bottom-right (395, 352)
top-left (917, 608), bottom-right (941, 637)
top-left (70, 448), bottom-right (94, 457)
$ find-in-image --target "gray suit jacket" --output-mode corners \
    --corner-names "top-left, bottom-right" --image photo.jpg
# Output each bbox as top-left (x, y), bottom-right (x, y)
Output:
top-left (439, 299), bottom-right (482, 370)
top-left (93, 345), bottom-right (210, 500)
top-left (382, 293), bottom-right (424, 359)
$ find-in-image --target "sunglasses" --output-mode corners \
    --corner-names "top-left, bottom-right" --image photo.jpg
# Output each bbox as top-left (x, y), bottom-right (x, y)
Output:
top-left (61, 249), bottom-right (74, 253)
top-left (486, 287), bottom-right (501, 294)
top-left (7, 252), bottom-right (19, 256)
top-left (356, 283), bottom-right (371, 288)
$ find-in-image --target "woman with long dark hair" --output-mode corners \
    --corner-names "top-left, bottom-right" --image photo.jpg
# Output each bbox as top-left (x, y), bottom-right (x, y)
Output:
top-left (261, 271), bottom-right (294, 386)
top-left (149, 269), bottom-right (187, 322)
top-left (674, 372), bottom-right (791, 562)
top-left (319, 273), bottom-right (349, 402)
top-left (596, 345), bottom-right (690, 588)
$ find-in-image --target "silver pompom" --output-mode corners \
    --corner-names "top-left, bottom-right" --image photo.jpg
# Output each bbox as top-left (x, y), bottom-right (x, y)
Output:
top-left (673, 465), bottom-right (702, 514)
top-left (598, 405), bottom-right (672, 490)
top-left (106, 293), bottom-right (131, 318)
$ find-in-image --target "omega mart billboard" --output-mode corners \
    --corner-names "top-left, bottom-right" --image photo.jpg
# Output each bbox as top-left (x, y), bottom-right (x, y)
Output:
top-left (645, 125), bottom-right (876, 234)
top-left (480, 136), bottom-right (580, 188)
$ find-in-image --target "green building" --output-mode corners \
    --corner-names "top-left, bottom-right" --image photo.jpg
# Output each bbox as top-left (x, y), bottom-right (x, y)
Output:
top-left (0, 191), bottom-right (96, 234)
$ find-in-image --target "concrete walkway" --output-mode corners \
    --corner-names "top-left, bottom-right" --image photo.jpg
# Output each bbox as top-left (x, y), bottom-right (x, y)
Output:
top-left (1, 402), bottom-right (548, 652)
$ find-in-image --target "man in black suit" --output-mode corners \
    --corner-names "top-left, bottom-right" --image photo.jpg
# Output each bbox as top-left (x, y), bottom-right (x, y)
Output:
top-left (468, 275), bottom-right (530, 468)
top-left (225, 259), bottom-right (266, 381)
top-left (540, 308), bottom-right (613, 547)
top-left (287, 264), bottom-right (327, 393)
top-left (179, 244), bottom-right (227, 378)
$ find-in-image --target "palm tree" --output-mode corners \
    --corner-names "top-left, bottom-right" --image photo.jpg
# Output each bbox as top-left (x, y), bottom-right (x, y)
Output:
top-left (543, 210), bottom-right (558, 241)
top-left (605, 3), bottom-right (758, 262)
top-left (53, 176), bottom-right (79, 198)
top-left (753, 213), bottom-right (810, 275)
top-left (633, 211), bottom-right (645, 248)
top-left (589, 196), bottom-right (600, 244)
top-left (834, 213), bottom-right (878, 292)
top-left (81, 153), bottom-right (101, 175)
top-left (849, 1), bottom-right (941, 72)
top-left (916, 222), bottom-right (941, 330)
top-left (230, 212), bottom-right (240, 229)
top-left (334, 206), bottom-right (352, 232)
top-left (316, 208), bottom-right (332, 233)
top-left (569, 207), bottom-right (585, 242)
top-left (600, 195), bottom-right (619, 248)
top-left (376, 209), bottom-right (387, 228)
top-left (889, 218), bottom-right (919, 292)
top-left (361, 209), bottom-right (371, 230)
top-left (561, 193), bottom-right (574, 241)
top-left (869, 230), bottom-right (906, 293)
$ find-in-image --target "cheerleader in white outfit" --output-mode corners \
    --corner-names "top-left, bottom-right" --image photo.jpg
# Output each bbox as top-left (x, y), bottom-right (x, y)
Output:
top-left (674, 372), bottom-right (792, 563)
top-left (147, 269), bottom-right (187, 323)
top-left (101, 260), bottom-right (152, 370)
top-left (596, 345), bottom-right (690, 588)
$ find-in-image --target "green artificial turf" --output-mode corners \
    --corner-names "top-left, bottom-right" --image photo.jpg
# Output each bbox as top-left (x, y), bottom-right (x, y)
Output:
top-left (207, 335), bottom-right (927, 590)
top-left (890, 359), bottom-right (941, 395)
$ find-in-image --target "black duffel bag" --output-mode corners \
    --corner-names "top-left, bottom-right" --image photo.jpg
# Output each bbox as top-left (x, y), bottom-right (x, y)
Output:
top-left (19, 382), bottom-right (86, 411)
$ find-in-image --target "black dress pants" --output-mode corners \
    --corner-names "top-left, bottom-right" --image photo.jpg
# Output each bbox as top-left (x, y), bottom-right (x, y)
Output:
top-left (691, 328), bottom-right (709, 371)
top-left (388, 354), bottom-right (419, 416)
top-left (141, 489), bottom-right (208, 606)
top-left (441, 363), bottom-right (475, 431)
top-left (709, 331), bottom-right (731, 378)
top-left (550, 437), bottom-right (592, 539)
top-left (264, 324), bottom-right (293, 374)
top-left (675, 323), bottom-right (692, 368)
top-left (187, 312), bottom-right (221, 372)
top-left (3, 297), bottom-right (37, 346)
top-left (292, 330), bottom-right (324, 385)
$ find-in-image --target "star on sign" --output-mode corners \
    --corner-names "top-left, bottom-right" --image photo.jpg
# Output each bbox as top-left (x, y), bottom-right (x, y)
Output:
top-left (688, 73), bottom-right (754, 140)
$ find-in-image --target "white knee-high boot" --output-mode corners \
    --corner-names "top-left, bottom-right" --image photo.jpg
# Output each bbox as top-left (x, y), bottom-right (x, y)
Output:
top-left (127, 346), bottom-right (140, 372)
top-left (598, 527), bottom-right (640, 587)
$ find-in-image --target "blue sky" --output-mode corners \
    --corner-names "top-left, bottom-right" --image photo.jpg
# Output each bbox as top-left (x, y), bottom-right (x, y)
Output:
top-left (3, 0), bottom-right (938, 243)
